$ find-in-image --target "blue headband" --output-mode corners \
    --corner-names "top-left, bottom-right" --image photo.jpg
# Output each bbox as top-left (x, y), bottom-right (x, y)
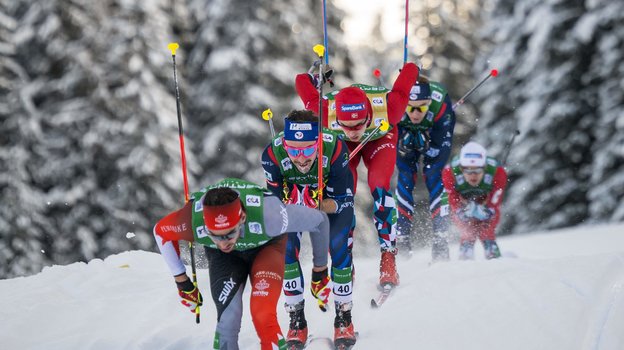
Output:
top-left (283, 120), bottom-right (319, 141)
top-left (409, 83), bottom-right (431, 101)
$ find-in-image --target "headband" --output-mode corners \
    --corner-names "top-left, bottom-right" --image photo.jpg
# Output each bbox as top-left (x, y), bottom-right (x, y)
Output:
top-left (203, 197), bottom-right (242, 231)
top-left (283, 120), bottom-right (319, 141)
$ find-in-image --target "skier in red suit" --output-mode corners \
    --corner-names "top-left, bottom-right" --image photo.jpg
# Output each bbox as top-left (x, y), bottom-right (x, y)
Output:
top-left (295, 62), bottom-right (418, 287)
top-left (442, 141), bottom-right (508, 259)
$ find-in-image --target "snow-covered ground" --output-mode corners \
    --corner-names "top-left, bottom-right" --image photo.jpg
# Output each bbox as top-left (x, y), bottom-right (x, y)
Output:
top-left (2, 223), bottom-right (624, 350)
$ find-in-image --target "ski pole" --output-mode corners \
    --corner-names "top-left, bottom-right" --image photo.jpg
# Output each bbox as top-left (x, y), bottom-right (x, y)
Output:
top-left (313, 44), bottom-right (325, 206)
top-left (262, 108), bottom-right (275, 138)
top-left (167, 42), bottom-right (200, 324)
top-left (452, 69), bottom-right (499, 110)
top-left (322, 0), bottom-right (329, 65)
top-left (500, 129), bottom-right (520, 166)
top-left (348, 121), bottom-right (390, 161)
top-left (403, 0), bottom-right (409, 65)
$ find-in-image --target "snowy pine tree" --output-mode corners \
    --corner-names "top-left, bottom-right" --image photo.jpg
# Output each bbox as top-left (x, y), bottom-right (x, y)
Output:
top-left (473, 0), bottom-right (624, 233)
top-left (0, 0), bottom-right (348, 278)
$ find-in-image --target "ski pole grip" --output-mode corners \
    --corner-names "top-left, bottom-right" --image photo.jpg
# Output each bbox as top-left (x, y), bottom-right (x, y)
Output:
top-left (262, 108), bottom-right (273, 121)
top-left (167, 42), bottom-right (179, 56)
top-left (313, 44), bottom-right (325, 59)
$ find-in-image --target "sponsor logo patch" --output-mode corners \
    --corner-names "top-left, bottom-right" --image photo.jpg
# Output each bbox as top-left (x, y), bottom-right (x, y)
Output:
top-left (281, 158), bottom-right (292, 171)
top-left (432, 91), bottom-right (443, 102)
top-left (219, 278), bottom-right (236, 304)
top-left (341, 103), bottom-right (365, 112)
top-left (194, 200), bottom-right (203, 212)
top-left (289, 123), bottom-right (312, 131)
top-left (196, 225), bottom-right (209, 239)
top-left (246, 195), bottom-right (261, 207)
top-left (248, 221), bottom-right (262, 234)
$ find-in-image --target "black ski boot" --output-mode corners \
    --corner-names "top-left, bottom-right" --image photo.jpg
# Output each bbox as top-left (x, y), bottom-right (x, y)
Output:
top-left (285, 301), bottom-right (308, 349)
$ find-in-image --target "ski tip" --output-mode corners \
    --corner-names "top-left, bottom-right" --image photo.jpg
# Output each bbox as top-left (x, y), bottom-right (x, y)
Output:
top-left (370, 298), bottom-right (379, 308)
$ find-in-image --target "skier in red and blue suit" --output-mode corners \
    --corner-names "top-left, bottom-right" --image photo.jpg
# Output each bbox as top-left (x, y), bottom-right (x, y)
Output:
top-left (261, 110), bottom-right (356, 348)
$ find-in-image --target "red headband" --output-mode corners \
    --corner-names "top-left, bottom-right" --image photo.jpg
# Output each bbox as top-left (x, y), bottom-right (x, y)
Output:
top-left (203, 198), bottom-right (242, 231)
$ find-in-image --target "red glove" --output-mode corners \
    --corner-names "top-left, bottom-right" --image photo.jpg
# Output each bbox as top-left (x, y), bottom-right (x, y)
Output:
top-left (310, 268), bottom-right (331, 311)
top-left (176, 277), bottom-right (203, 312)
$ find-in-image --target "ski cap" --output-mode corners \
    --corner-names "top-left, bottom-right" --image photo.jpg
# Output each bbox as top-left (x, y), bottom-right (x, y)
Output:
top-left (409, 82), bottom-right (431, 101)
top-left (335, 87), bottom-right (371, 121)
top-left (203, 193), bottom-right (242, 231)
top-left (459, 141), bottom-right (487, 167)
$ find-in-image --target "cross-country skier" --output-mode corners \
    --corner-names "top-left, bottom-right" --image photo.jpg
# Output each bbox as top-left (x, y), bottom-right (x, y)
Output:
top-left (395, 77), bottom-right (456, 261)
top-left (152, 178), bottom-right (330, 350)
top-left (295, 62), bottom-right (419, 290)
top-left (442, 142), bottom-right (508, 259)
top-left (261, 109), bottom-right (356, 348)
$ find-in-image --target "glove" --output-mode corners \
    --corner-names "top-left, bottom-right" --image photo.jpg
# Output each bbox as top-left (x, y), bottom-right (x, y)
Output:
top-left (176, 277), bottom-right (203, 313)
top-left (398, 131), bottom-right (413, 157)
top-left (307, 60), bottom-right (334, 88)
top-left (412, 130), bottom-right (430, 153)
top-left (472, 204), bottom-right (493, 221)
top-left (463, 201), bottom-right (493, 221)
top-left (310, 268), bottom-right (332, 312)
top-left (425, 147), bottom-right (440, 158)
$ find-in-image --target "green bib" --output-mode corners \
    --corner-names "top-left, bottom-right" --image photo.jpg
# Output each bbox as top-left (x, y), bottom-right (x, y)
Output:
top-left (270, 129), bottom-right (339, 186)
top-left (190, 178), bottom-right (273, 251)
top-left (450, 156), bottom-right (499, 199)
top-left (398, 81), bottom-right (448, 132)
top-left (326, 84), bottom-right (392, 142)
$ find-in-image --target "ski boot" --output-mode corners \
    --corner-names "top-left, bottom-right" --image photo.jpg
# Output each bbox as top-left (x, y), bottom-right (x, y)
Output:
top-left (431, 231), bottom-right (450, 263)
top-left (483, 240), bottom-right (501, 259)
top-left (458, 241), bottom-right (475, 260)
top-left (334, 301), bottom-right (356, 349)
top-left (285, 301), bottom-right (308, 349)
top-left (379, 248), bottom-right (399, 287)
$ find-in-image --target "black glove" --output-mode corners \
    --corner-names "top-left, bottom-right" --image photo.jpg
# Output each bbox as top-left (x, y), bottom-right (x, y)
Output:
top-left (307, 60), bottom-right (334, 88)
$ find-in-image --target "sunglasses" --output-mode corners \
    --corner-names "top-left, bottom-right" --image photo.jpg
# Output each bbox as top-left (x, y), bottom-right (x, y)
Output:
top-left (283, 140), bottom-right (318, 158)
top-left (207, 224), bottom-right (242, 242)
top-left (461, 167), bottom-right (484, 175)
top-left (336, 118), bottom-right (369, 131)
top-left (406, 105), bottom-right (429, 113)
